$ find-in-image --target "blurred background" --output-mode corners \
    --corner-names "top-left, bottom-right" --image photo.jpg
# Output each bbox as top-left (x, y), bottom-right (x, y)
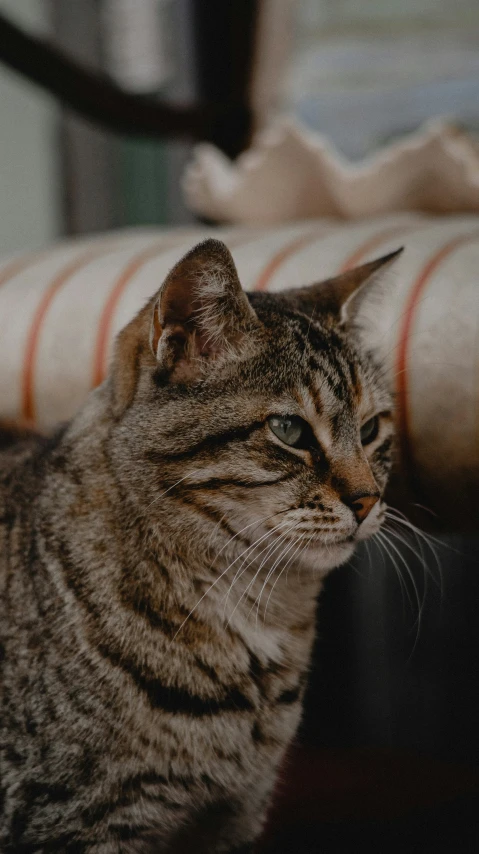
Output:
top-left (1, 0), bottom-right (479, 253)
top-left (1, 2), bottom-right (479, 851)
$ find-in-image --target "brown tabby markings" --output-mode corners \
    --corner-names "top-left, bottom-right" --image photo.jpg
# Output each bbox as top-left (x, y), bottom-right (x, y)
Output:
top-left (0, 239), bottom-right (399, 852)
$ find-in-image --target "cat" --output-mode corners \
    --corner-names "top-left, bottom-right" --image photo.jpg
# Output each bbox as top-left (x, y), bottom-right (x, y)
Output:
top-left (0, 238), bottom-right (399, 852)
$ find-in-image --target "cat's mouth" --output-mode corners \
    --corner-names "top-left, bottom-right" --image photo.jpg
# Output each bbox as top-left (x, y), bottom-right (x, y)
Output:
top-left (261, 504), bottom-right (386, 565)
top-left (291, 511), bottom-right (385, 548)
top-left (281, 501), bottom-right (386, 545)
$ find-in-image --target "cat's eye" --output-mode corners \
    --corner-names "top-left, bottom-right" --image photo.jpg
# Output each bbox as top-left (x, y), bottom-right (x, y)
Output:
top-left (360, 415), bottom-right (379, 445)
top-left (267, 415), bottom-right (313, 450)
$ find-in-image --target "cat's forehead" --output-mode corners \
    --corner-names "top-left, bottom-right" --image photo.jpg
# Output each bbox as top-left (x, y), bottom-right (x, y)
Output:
top-left (250, 301), bottom-right (389, 418)
top-left (255, 303), bottom-right (365, 386)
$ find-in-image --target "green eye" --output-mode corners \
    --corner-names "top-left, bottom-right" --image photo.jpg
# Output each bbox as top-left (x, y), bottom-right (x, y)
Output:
top-left (360, 415), bottom-right (379, 445)
top-left (268, 415), bottom-right (310, 449)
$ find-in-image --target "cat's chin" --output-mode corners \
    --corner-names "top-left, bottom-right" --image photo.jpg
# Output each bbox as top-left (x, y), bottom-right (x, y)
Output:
top-left (299, 539), bottom-right (356, 574)
top-left (301, 517), bottom-right (385, 574)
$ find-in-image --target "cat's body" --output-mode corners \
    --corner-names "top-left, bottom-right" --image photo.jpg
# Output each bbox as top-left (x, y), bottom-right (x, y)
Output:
top-left (0, 240), bottom-right (398, 852)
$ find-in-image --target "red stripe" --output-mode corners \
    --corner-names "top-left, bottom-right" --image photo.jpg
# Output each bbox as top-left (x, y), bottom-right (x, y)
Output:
top-left (396, 231), bottom-right (479, 478)
top-left (253, 229), bottom-right (328, 292)
top-left (0, 251), bottom-right (44, 289)
top-left (21, 245), bottom-right (116, 423)
top-left (92, 243), bottom-right (174, 387)
top-left (338, 225), bottom-right (415, 273)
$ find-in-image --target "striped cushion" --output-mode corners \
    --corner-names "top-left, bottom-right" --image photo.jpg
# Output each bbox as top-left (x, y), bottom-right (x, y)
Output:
top-left (1, 214), bottom-right (478, 525)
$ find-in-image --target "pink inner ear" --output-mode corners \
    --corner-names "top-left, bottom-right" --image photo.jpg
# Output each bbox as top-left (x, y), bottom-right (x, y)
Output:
top-left (167, 325), bottom-right (190, 363)
top-left (157, 270), bottom-right (225, 362)
top-left (153, 272), bottom-right (200, 363)
top-left (160, 274), bottom-right (196, 328)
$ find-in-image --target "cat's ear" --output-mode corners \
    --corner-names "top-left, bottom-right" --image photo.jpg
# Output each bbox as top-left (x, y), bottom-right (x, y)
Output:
top-left (282, 248), bottom-right (403, 326)
top-left (111, 239), bottom-right (259, 413)
top-left (150, 238), bottom-right (259, 381)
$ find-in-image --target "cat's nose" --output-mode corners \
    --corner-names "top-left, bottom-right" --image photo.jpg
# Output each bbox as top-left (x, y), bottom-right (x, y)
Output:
top-left (344, 492), bottom-right (380, 523)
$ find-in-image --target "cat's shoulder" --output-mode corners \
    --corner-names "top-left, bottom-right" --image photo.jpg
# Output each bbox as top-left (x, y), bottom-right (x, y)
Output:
top-left (0, 421), bottom-right (52, 491)
top-left (0, 420), bottom-right (44, 451)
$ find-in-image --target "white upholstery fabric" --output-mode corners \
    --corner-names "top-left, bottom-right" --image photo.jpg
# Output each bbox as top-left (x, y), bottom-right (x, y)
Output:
top-left (1, 214), bottom-right (478, 525)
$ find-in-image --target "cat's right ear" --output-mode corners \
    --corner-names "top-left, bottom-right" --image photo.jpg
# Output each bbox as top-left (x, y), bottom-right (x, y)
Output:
top-left (279, 249), bottom-right (404, 327)
top-left (111, 239), bottom-right (259, 414)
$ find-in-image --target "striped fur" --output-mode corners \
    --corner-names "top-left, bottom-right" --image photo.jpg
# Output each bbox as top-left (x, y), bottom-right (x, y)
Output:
top-left (0, 240), bottom-right (397, 852)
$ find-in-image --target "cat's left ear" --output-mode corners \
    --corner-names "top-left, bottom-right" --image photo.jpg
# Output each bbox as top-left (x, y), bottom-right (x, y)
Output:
top-left (150, 238), bottom-right (260, 380)
top-left (281, 248), bottom-right (404, 326)
top-left (111, 239), bottom-right (260, 413)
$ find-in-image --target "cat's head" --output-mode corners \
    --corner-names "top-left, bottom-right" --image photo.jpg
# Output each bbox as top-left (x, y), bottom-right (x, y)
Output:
top-left (109, 239), bottom-right (400, 574)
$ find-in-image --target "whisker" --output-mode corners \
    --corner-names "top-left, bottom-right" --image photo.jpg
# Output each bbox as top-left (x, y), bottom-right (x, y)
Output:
top-left (263, 533), bottom-right (314, 624)
top-left (261, 532), bottom-right (311, 621)
top-left (219, 522), bottom-right (287, 610)
top-left (383, 528), bottom-right (424, 617)
top-left (146, 469), bottom-right (202, 509)
top-left (302, 307), bottom-right (316, 366)
top-left (374, 530), bottom-right (410, 612)
top-left (385, 519), bottom-right (441, 595)
top-left (171, 515), bottom-right (287, 641)
top-left (383, 524), bottom-right (434, 619)
top-left (349, 546), bottom-right (367, 582)
top-left (206, 510), bottom-right (229, 554)
top-left (411, 502), bottom-right (438, 518)
top-left (250, 527), bottom-right (304, 628)
top-left (222, 521), bottom-right (296, 620)
top-left (378, 529), bottom-right (424, 655)
top-left (283, 532), bottom-right (315, 586)
top-left (371, 533), bottom-right (387, 572)
top-left (387, 507), bottom-right (458, 556)
top-left (385, 507), bottom-right (458, 601)
top-left (364, 539), bottom-right (374, 577)
top-left (227, 523), bottom-right (302, 630)
top-left (259, 541), bottom-right (302, 627)
top-left (212, 509), bottom-right (289, 564)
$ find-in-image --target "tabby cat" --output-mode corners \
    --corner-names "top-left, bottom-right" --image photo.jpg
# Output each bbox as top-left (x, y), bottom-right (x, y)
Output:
top-left (0, 239), bottom-right (399, 852)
